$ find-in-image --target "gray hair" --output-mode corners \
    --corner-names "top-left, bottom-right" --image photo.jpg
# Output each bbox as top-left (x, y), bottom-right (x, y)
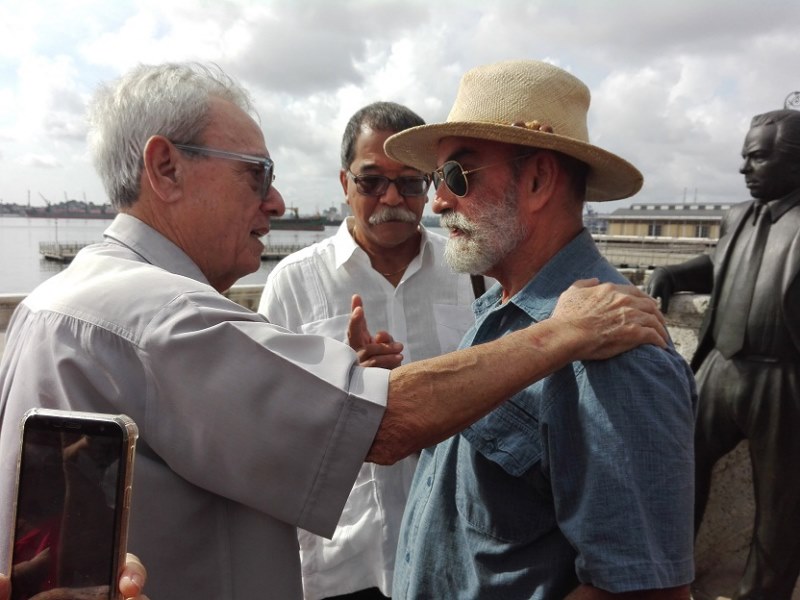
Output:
top-left (340, 101), bottom-right (425, 170)
top-left (87, 62), bottom-right (256, 208)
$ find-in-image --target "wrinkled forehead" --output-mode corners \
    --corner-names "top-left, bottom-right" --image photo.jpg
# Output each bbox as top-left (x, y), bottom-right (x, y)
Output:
top-left (204, 96), bottom-right (267, 154)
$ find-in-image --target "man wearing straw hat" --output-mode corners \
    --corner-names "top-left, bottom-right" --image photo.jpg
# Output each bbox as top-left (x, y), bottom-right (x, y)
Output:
top-left (384, 59), bottom-right (696, 599)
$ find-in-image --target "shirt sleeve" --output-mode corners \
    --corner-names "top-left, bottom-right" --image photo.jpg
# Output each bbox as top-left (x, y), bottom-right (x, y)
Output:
top-left (542, 346), bottom-right (697, 591)
top-left (140, 289), bottom-right (388, 537)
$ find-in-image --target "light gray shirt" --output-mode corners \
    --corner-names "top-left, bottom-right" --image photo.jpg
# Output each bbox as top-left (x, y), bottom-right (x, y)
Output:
top-left (0, 214), bottom-right (388, 600)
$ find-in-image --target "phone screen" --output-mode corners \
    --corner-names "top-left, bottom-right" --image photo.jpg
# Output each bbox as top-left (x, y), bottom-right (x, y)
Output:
top-left (10, 412), bottom-right (134, 600)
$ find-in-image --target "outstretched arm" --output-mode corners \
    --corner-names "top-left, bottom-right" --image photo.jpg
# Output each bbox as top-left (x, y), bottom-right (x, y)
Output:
top-left (368, 279), bottom-right (668, 464)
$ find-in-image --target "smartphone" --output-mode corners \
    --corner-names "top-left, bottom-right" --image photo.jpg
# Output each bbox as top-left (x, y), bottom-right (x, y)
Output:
top-left (8, 409), bottom-right (138, 600)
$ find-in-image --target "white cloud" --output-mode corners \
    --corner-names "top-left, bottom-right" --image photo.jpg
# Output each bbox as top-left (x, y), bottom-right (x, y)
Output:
top-left (0, 0), bottom-right (799, 214)
top-left (19, 153), bottom-right (61, 168)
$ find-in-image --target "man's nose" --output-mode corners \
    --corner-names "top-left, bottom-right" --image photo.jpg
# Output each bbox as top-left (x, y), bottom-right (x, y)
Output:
top-left (262, 186), bottom-right (286, 217)
top-left (378, 182), bottom-right (405, 206)
top-left (431, 186), bottom-right (457, 214)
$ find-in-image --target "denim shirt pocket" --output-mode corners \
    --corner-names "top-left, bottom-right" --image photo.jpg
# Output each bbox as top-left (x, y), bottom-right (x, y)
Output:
top-left (461, 391), bottom-right (542, 477)
top-left (455, 392), bottom-right (555, 544)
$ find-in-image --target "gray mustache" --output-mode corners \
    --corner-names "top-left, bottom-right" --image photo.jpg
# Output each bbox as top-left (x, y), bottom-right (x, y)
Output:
top-left (439, 211), bottom-right (473, 233)
top-left (369, 207), bottom-right (419, 225)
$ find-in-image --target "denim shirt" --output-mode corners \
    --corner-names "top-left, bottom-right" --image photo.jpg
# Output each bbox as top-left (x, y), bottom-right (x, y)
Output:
top-left (394, 229), bottom-right (697, 599)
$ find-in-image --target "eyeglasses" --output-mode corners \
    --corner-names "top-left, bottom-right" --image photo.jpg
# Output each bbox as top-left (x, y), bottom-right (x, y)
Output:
top-left (174, 143), bottom-right (276, 199)
top-left (433, 154), bottom-right (535, 197)
top-left (347, 170), bottom-right (431, 197)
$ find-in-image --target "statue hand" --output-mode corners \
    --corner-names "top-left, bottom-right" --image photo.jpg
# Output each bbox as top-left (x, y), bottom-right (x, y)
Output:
top-left (646, 267), bottom-right (675, 313)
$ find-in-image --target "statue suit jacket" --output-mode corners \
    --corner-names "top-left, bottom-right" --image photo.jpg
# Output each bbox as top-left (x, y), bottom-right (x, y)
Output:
top-left (689, 194), bottom-right (800, 371)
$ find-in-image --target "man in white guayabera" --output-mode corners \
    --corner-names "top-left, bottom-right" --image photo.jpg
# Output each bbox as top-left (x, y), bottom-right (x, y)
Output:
top-left (259, 101), bottom-right (476, 599)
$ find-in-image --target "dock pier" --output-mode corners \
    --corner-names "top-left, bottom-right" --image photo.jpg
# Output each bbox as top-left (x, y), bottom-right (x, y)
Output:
top-left (38, 241), bottom-right (312, 263)
top-left (260, 243), bottom-right (309, 261)
top-left (39, 242), bottom-right (86, 263)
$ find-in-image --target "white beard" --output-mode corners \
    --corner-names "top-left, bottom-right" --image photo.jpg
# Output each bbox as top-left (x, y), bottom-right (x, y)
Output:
top-left (441, 183), bottom-right (528, 274)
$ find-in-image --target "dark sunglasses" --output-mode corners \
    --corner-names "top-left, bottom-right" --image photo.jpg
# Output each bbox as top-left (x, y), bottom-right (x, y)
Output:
top-left (347, 170), bottom-right (431, 197)
top-left (174, 143), bottom-right (276, 200)
top-left (433, 154), bottom-right (535, 197)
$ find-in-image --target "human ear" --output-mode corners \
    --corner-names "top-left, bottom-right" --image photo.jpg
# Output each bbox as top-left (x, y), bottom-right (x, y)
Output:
top-left (142, 136), bottom-right (182, 203)
top-left (525, 152), bottom-right (559, 212)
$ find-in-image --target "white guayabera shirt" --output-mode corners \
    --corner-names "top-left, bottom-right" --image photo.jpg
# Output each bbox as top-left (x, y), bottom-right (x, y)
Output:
top-left (260, 218), bottom-right (476, 599)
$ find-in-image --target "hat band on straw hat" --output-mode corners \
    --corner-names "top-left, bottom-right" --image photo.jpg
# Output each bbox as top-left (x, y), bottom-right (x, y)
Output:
top-left (384, 59), bottom-right (643, 202)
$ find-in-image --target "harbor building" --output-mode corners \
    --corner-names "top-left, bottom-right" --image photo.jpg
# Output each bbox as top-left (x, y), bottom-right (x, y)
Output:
top-left (606, 202), bottom-right (732, 240)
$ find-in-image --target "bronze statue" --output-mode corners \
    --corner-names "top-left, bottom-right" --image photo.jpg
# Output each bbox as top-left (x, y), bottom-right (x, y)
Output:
top-left (648, 109), bottom-right (800, 599)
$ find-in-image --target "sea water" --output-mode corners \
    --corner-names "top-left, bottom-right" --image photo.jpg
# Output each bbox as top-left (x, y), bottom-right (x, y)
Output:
top-left (0, 216), bottom-right (339, 294)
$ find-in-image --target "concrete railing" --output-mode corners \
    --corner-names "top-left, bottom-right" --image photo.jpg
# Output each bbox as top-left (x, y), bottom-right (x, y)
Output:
top-left (659, 292), bottom-right (708, 361)
top-left (0, 293), bottom-right (25, 339)
top-left (221, 284), bottom-right (265, 312)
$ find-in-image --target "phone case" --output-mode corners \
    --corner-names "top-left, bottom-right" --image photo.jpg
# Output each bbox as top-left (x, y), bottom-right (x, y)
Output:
top-left (9, 408), bottom-right (138, 600)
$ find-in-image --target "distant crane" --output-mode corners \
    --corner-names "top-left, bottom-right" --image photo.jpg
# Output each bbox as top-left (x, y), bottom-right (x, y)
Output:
top-left (36, 193), bottom-right (59, 242)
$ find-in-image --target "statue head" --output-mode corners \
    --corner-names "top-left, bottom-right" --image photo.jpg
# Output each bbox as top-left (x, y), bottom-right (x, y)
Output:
top-left (741, 109), bottom-right (800, 200)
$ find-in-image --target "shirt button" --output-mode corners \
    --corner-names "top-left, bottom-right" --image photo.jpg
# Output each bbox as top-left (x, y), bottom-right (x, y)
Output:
top-left (405, 552), bottom-right (411, 563)
top-left (426, 476), bottom-right (432, 487)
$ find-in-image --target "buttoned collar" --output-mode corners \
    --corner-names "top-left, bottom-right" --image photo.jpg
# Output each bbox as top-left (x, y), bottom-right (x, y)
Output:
top-left (103, 213), bottom-right (210, 285)
top-left (332, 216), bottom-right (431, 273)
top-left (474, 229), bottom-right (602, 324)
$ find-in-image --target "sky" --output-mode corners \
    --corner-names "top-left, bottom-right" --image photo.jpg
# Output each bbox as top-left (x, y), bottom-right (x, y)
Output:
top-left (0, 0), bottom-right (799, 216)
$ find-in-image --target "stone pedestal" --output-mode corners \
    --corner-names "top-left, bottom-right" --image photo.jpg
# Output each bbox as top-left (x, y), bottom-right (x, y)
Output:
top-left (692, 441), bottom-right (754, 599)
top-left (691, 441), bottom-right (800, 600)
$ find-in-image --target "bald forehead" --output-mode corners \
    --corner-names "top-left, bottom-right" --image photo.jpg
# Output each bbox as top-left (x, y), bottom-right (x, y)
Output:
top-left (204, 96), bottom-right (266, 155)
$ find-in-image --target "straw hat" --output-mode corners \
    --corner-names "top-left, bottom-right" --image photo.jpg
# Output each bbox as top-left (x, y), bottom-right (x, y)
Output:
top-left (384, 59), bottom-right (643, 202)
